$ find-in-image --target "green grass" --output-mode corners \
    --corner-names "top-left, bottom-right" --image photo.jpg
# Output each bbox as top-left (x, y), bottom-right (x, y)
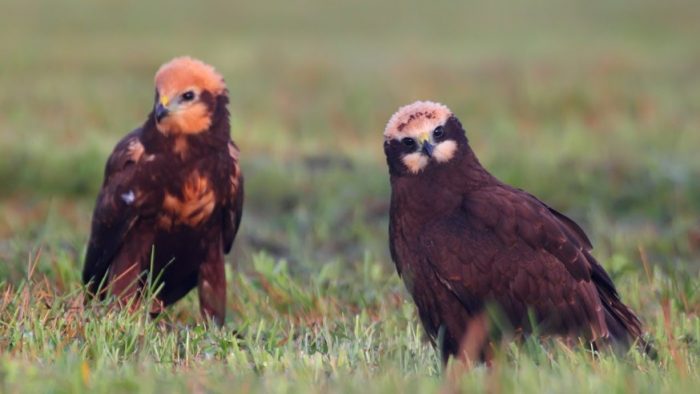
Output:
top-left (1, 0), bottom-right (700, 392)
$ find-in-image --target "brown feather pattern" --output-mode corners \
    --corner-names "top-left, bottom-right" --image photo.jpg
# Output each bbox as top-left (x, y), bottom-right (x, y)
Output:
top-left (385, 111), bottom-right (644, 363)
top-left (83, 60), bottom-right (243, 326)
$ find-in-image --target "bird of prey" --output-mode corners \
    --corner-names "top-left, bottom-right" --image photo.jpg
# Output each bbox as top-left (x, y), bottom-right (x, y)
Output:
top-left (383, 101), bottom-right (643, 363)
top-left (83, 57), bottom-right (243, 325)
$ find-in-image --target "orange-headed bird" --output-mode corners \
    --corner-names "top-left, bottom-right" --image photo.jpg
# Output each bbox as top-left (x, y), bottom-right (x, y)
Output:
top-left (83, 57), bottom-right (243, 325)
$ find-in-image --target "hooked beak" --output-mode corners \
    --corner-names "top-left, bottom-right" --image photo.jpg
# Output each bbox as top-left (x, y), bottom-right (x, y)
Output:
top-left (422, 141), bottom-right (435, 157)
top-left (419, 133), bottom-right (434, 157)
top-left (155, 104), bottom-right (169, 122)
top-left (155, 95), bottom-right (170, 122)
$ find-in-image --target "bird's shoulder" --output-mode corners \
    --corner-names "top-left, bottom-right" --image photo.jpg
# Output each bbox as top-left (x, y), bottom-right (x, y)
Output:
top-left (465, 184), bottom-right (588, 245)
top-left (419, 188), bottom-right (610, 335)
top-left (95, 127), bottom-right (167, 220)
top-left (426, 183), bottom-right (595, 282)
top-left (103, 128), bottom-right (148, 180)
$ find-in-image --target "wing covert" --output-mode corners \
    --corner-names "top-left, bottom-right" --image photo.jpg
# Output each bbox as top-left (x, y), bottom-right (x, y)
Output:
top-left (222, 141), bottom-right (244, 254)
top-left (418, 187), bottom-right (610, 338)
top-left (82, 129), bottom-right (148, 293)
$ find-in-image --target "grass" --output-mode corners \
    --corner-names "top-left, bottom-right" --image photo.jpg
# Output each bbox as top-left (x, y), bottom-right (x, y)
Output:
top-left (1, 0), bottom-right (700, 392)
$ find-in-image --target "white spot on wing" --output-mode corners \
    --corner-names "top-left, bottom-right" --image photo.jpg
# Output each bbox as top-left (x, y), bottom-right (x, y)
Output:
top-left (121, 190), bottom-right (135, 205)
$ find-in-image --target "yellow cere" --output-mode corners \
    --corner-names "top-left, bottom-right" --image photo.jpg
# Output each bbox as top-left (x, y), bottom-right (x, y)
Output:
top-left (419, 133), bottom-right (429, 144)
top-left (160, 95), bottom-right (170, 106)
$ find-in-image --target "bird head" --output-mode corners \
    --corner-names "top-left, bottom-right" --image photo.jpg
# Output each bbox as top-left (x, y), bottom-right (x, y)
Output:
top-left (152, 56), bottom-right (227, 135)
top-left (383, 101), bottom-right (462, 175)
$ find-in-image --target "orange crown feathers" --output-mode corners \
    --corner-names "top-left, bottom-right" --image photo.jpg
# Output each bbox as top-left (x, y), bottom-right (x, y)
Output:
top-left (154, 56), bottom-right (227, 96)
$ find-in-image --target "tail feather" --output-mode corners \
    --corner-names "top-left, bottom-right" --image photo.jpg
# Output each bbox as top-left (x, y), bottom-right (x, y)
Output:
top-left (605, 298), bottom-right (642, 342)
top-left (588, 254), bottom-right (655, 358)
top-left (599, 294), bottom-right (656, 359)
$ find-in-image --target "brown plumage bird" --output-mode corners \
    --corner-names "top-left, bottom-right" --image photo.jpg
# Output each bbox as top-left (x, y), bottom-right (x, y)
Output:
top-left (83, 57), bottom-right (243, 325)
top-left (383, 101), bottom-right (643, 363)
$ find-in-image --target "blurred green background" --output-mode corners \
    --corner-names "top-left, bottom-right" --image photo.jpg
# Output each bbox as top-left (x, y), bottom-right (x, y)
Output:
top-left (1, 0), bottom-right (699, 392)
top-left (2, 0), bottom-right (699, 275)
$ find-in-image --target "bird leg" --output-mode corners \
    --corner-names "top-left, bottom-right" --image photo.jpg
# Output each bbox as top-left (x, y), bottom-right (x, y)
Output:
top-left (457, 312), bottom-right (492, 367)
top-left (198, 243), bottom-right (226, 326)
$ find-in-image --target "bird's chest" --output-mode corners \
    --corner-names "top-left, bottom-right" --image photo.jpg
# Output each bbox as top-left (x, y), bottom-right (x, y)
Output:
top-left (156, 165), bottom-right (221, 229)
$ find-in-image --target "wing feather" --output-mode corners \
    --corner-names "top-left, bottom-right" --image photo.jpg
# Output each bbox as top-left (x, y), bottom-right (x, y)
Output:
top-left (419, 186), bottom-right (613, 338)
top-left (222, 141), bottom-right (244, 254)
top-left (82, 129), bottom-right (146, 294)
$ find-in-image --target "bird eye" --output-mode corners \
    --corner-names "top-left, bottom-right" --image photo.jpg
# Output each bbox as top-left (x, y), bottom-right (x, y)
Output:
top-left (433, 126), bottom-right (444, 138)
top-left (181, 91), bottom-right (195, 101)
top-left (401, 137), bottom-right (416, 147)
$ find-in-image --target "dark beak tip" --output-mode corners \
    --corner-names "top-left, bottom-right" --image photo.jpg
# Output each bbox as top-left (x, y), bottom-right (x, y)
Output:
top-left (155, 104), bottom-right (169, 122)
top-left (422, 143), bottom-right (435, 157)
